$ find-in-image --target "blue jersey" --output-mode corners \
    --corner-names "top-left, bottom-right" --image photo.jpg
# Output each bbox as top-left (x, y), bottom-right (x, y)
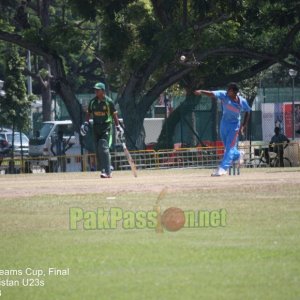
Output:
top-left (213, 90), bottom-right (251, 123)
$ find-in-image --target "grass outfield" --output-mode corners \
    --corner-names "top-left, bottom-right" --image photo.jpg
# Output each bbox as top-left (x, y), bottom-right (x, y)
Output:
top-left (0, 168), bottom-right (299, 300)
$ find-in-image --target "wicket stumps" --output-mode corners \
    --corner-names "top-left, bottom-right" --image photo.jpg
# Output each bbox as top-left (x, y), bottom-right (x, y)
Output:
top-left (229, 163), bottom-right (240, 175)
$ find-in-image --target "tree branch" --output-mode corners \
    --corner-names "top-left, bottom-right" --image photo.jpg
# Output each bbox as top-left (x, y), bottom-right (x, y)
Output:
top-left (138, 66), bottom-right (194, 115)
top-left (0, 30), bottom-right (51, 59)
top-left (205, 59), bottom-right (275, 88)
top-left (278, 22), bottom-right (300, 57)
top-left (23, 68), bottom-right (49, 89)
top-left (121, 38), bottom-right (170, 102)
top-left (197, 47), bottom-right (276, 61)
top-left (193, 14), bottom-right (231, 31)
top-left (151, 0), bottom-right (172, 27)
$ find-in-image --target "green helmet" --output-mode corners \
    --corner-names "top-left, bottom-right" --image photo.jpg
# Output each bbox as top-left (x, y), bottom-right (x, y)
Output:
top-left (94, 82), bottom-right (106, 90)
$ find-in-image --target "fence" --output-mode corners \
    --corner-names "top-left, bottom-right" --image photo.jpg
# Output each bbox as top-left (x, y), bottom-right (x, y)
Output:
top-left (1, 142), bottom-right (299, 174)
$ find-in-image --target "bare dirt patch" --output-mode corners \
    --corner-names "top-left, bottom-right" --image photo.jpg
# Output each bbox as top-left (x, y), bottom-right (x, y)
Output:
top-left (1, 168), bottom-right (300, 199)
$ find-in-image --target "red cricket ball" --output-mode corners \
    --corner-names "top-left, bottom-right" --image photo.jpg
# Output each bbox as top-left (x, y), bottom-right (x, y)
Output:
top-left (161, 207), bottom-right (185, 232)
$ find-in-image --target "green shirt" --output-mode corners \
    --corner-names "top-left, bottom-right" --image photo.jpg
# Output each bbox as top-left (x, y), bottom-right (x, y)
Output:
top-left (88, 96), bottom-right (116, 127)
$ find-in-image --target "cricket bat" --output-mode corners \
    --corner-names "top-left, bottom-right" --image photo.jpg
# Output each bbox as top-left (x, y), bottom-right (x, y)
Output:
top-left (121, 139), bottom-right (137, 178)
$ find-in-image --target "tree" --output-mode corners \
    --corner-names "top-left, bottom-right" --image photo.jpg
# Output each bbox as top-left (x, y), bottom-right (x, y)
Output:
top-left (114, 0), bottom-right (300, 148)
top-left (0, 45), bottom-right (31, 132)
top-left (0, 0), bottom-right (102, 127)
top-left (0, 44), bottom-right (31, 172)
top-left (0, 0), bottom-right (299, 150)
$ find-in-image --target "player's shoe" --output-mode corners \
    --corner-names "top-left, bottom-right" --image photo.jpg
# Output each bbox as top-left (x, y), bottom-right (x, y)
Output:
top-left (211, 167), bottom-right (227, 176)
top-left (100, 173), bottom-right (112, 178)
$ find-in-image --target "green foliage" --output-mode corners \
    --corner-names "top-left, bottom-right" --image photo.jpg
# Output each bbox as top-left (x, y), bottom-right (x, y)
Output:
top-left (0, 0), bottom-right (299, 147)
top-left (0, 45), bottom-right (32, 131)
top-left (138, 18), bottom-right (161, 47)
top-left (191, 0), bottom-right (243, 20)
top-left (67, 0), bottom-right (99, 21)
top-left (46, 23), bottom-right (83, 53)
top-left (3, 0), bottom-right (297, 97)
top-left (101, 22), bottom-right (134, 60)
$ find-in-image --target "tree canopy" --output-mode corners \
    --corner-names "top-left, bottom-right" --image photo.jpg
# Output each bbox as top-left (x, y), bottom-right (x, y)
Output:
top-left (0, 45), bottom-right (31, 132)
top-left (0, 0), bottom-right (299, 148)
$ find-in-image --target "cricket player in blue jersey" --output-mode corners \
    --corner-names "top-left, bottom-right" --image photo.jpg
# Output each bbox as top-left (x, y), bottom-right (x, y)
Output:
top-left (194, 83), bottom-right (251, 176)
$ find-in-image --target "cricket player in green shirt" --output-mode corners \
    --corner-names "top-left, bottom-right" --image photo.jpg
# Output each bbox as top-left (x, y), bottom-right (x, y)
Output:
top-left (80, 82), bottom-right (123, 178)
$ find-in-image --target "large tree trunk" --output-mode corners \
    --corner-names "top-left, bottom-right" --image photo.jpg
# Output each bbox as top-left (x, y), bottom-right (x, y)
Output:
top-left (40, 0), bottom-right (52, 122)
top-left (41, 84), bottom-right (52, 121)
top-left (118, 56), bottom-right (195, 150)
top-left (121, 108), bottom-right (146, 150)
top-left (155, 93), bottom-right (200, 149)
top-left (118, 94), bottom-right (146, 150)
top-left (155, 104), bottom-right (183, 150)
top-left (49, 55), bottom-right (83, 131)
